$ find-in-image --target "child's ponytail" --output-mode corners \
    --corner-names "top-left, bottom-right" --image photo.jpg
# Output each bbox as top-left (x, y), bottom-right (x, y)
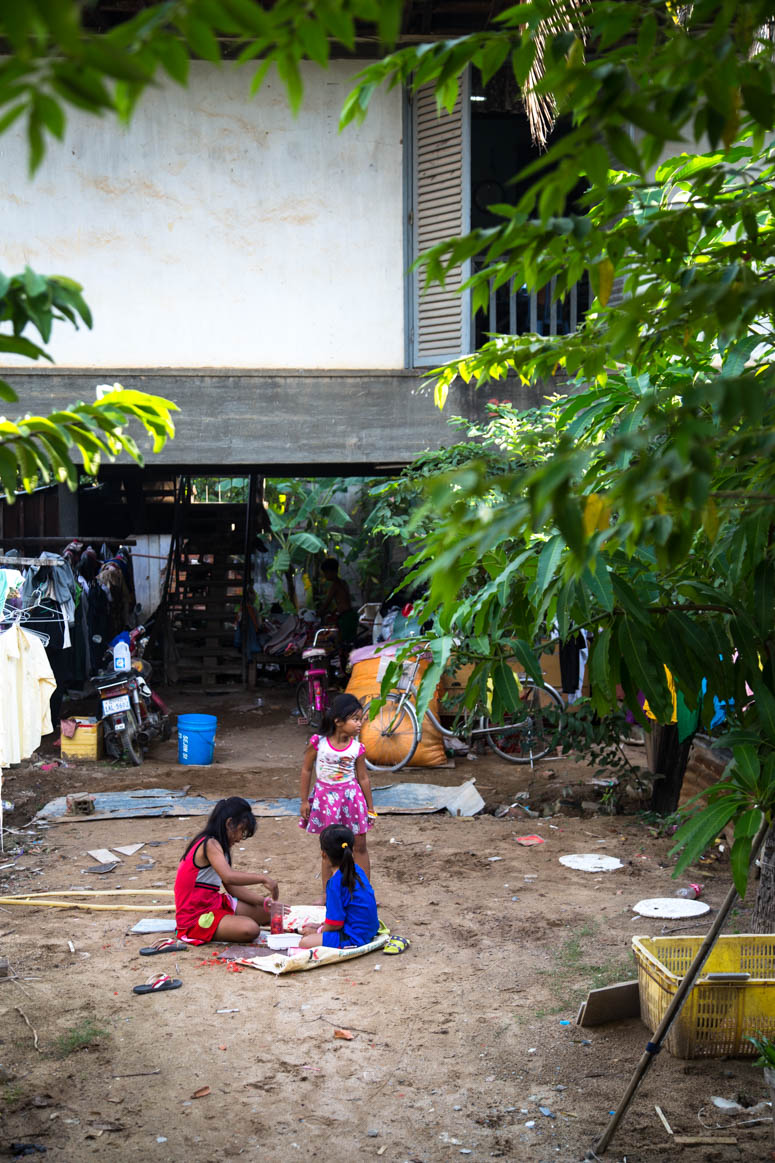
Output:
top-left (319, 823), bottom-right (362, 892)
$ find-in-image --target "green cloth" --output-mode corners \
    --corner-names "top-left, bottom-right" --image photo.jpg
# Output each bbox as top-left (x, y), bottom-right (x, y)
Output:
top-left (676, 688), bottom-right (703, 744)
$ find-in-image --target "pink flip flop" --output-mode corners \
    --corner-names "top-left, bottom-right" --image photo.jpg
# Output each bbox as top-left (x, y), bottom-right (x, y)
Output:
top-left (133, 973), bottom-right (182, 994)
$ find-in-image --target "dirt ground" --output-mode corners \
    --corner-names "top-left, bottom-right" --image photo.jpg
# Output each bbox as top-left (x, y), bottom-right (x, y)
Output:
top-left (0, 683), bottom-right (771, 1163)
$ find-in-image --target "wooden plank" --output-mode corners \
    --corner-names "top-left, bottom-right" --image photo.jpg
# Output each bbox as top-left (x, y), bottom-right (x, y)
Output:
top-left (673, 1136), bottom-right (737, 1146)
top-left (654, 1106), bottom-right (673, 1136)
top-left (0, 555), bottom-right (71, 567)
top-left (577, 980), bottom-right (640, 1026)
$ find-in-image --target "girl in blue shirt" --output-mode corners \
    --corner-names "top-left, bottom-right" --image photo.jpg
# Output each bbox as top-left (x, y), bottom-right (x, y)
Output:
top-left (299, 823), bottom-right (378, 949)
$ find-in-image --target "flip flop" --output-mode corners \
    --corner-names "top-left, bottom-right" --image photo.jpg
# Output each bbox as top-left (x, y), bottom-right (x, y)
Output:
top-left (133, 973), bottom-right (182, 994)
top-left (139, 938), bottom-right (188, 956)
top-left (383, 935), bottom-right (410, 956)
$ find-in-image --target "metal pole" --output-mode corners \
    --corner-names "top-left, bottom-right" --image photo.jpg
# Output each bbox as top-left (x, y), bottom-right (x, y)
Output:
top-left (240, 472), bottom-right (258, 688)
top-left (0, 536), bottom-right (137, 545)
top-left (589, 815), bottom-right (770, 1158)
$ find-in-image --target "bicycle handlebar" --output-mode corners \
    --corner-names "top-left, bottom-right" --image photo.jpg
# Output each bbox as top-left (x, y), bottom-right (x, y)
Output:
top-left (313, 626), bottom-right (338, 647)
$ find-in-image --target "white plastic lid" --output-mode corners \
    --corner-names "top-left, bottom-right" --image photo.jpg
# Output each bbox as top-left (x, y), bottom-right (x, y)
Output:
top-left (632, 897), bottom-right (710, 919)
top-left (558, 853), bottom-right (624, 872)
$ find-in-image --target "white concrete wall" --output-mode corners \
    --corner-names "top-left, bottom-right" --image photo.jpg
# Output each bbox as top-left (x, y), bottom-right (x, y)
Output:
top-left (0, 62), bottom-right (405, 369)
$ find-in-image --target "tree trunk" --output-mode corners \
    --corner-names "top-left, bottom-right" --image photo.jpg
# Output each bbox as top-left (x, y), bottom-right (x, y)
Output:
top-left (752, 821), bottom-right (775, 934)
top-left (646, 723), bottom-right (693, 815)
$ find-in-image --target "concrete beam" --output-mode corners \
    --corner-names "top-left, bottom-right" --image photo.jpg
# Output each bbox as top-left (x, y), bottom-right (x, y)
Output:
top-left (2, 368), bottom-right (557, 470)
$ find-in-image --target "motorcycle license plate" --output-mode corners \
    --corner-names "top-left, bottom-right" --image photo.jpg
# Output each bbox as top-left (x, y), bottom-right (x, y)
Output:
top-left (103, 694), bottom-right (131, 714)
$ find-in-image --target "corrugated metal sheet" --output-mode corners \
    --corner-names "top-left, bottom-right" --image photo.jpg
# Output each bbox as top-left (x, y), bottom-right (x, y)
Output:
top-left (35, 781), bottom-right (484, 822)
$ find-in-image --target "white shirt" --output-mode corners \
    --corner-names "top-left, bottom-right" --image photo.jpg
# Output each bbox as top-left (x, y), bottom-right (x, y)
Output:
top-left (309, 734), bottom-right (365, 785)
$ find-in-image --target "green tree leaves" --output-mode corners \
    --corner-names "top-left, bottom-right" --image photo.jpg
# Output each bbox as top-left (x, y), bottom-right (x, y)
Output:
top-left (337, 2), bottom-right (775, 901)
top-left (0, 385), bottom-right (177, 501)
top-left (0, 266), bottom-right (176, 498)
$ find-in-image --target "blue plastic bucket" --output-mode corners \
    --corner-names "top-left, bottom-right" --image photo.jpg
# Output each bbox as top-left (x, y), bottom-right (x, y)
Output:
top-left (177, 714), bottom-right (217, 765)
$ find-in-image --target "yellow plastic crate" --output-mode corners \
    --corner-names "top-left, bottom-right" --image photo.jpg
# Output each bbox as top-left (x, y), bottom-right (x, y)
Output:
top-left (60, 717), bottom-right (104, 761)
top-left (633, 934), bottom-right (775, 1059)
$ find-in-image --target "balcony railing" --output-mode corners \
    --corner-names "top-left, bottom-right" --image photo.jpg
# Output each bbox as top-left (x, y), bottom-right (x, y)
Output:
top-left (473, 261), bottom-right (590, 349)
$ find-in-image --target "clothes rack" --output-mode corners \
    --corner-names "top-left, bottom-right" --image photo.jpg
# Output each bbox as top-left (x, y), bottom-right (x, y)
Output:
top-left (0, 555), bottom-right (72, 567)
top-left (0, 537), bottom-right (136, 545)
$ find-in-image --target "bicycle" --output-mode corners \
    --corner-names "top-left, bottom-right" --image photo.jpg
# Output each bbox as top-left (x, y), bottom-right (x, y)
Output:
top-left (359, 656), bottom-right (565, 773)
top-left (296, 626), bottom-right (340, 729)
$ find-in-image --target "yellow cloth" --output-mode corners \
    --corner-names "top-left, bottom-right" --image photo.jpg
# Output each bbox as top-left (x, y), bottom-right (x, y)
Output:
top-left (641, 665), bottom-right (678, 724)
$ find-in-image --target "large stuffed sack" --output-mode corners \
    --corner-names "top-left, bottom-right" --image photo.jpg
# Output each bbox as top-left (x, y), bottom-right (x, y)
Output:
top-left (346, 651), bottom-right (446, 768)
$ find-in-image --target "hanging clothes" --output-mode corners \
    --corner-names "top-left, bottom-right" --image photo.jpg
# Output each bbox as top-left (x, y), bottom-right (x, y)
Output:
top-left (21, 553), bottom-right (77, 622)
top-left (20, 584), bottom-right (71, 730)
top-left (86, 581), bottom-right (111, 671)
top-left (559, 631), bottom-right (589, 703)
top-left (0, 623), bottom-right (57, 766)
top-left (97, 561), bottom-right (133, 640)
top-left (559, 634), bottom-right (585, 693)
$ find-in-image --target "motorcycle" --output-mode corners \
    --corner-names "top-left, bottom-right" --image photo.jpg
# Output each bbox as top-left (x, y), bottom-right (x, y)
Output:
top-left (93, 627), bottom-right (172, 765)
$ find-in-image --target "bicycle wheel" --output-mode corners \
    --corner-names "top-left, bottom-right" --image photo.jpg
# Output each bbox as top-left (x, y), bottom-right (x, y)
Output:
top-left (361, 694), bottom-right (419, 773)
top-left (485, 681), bottom-right (564, 764)
top-left (296, 680), bottom-right (323, 729)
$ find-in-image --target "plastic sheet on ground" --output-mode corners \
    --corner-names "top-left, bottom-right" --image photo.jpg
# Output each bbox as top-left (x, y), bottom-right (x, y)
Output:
top-left (34, 779), bottom-right (484, 823)
top-left (220, 909), bottom-right (391, 975)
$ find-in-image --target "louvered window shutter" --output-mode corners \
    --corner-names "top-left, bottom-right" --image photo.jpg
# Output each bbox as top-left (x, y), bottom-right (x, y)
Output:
top-left (607, 274), bottom-right (626, 308)
top-left (410, 74), bottom-right (471, 366)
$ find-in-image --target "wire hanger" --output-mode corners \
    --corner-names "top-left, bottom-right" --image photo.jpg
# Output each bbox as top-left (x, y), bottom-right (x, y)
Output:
top-left (1, 604), bottom-right (55, 645)
top-left (19, 625), bottom-right (50, 647)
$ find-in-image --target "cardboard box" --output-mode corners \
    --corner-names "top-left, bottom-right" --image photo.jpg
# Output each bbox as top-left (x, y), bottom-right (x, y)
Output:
top-left (60, 717), bottom-right (104, 761)
top-left (442, 648), bottom-right (589, 702)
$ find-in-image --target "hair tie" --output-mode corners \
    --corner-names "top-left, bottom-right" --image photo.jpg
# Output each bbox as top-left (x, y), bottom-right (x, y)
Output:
top-left (341, 842), bottom-right (349, 849)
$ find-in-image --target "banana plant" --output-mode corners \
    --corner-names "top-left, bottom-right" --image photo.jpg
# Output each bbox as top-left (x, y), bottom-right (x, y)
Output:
top-left (264, 479), bottom-right (353, 607)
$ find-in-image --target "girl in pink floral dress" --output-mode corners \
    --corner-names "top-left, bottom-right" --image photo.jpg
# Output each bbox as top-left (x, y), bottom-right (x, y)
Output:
top-left (299, 693), bottom-right (375, 884)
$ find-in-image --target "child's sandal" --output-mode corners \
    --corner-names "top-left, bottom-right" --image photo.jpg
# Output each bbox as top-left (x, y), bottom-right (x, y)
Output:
top-left (383, 935), bottom-right (411, 956)
top-left (139, 937), bottom-right (187, 956)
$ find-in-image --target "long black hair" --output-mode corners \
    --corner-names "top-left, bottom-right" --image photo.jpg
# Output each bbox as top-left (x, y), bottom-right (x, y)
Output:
top-left (182, 796), bottom-right (256, 863)
top-left (320, 692), bottom-right (362, 739)
top-left (319, 823), bottom-right (362, 892)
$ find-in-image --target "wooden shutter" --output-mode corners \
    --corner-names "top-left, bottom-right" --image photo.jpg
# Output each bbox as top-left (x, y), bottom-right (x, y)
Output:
top-left (607, 274), bottom-right (626, 309)
top-left (410, 74), bottom-right (471, 366)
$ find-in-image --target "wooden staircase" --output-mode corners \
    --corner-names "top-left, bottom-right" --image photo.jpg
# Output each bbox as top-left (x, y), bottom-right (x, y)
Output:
top-left (164, 503), bottom-right (247, 686)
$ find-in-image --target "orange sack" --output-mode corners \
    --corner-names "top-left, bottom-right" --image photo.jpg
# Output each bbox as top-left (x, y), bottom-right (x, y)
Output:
top-left (346, 652), bottom-right (446, 768)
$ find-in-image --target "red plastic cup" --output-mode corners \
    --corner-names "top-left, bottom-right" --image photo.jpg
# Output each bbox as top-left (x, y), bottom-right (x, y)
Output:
top-left (270, 901), bottom-right (285, 934)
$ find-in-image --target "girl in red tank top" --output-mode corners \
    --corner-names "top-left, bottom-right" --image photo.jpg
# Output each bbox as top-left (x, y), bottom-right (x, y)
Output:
top-left (174, 796), bottom-right (279, 944)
